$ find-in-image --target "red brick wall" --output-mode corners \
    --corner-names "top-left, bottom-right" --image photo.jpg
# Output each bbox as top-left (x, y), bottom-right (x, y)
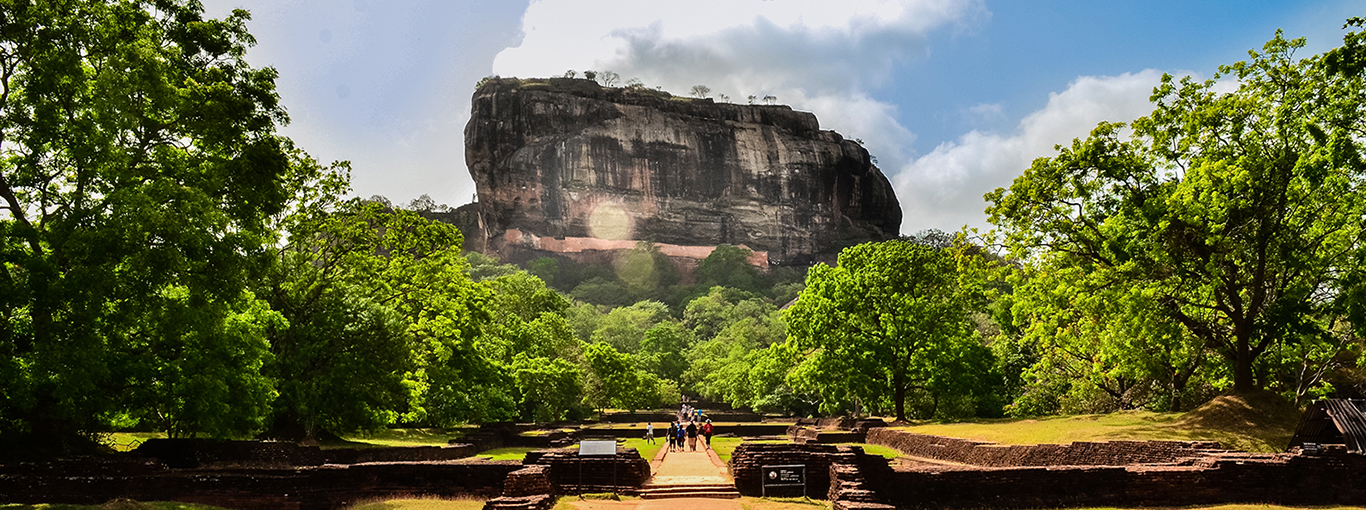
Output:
top-left (882, 450), bottom-right (1366, 508)
top-left (0, 458), bottom-right (522, 510)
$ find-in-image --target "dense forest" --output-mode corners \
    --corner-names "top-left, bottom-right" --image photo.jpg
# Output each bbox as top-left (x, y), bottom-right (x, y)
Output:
top-left (3, 1), bottom-right (1366, 459)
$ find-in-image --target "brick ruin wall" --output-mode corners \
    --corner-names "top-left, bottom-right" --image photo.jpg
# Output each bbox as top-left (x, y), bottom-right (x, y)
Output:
top-left (728, 443), bottom-right (891, 499)
top-left (884, 450), bottom-right (1366, 508)
top-left (732, 431), bottom-right (1366, 509)
top-left (130, 438), bottom-right (480, 469)
top-left (0, 441), bottom-right (648, 510)
top-left (0, 457), bottom-right (522, 510)
top-left (865, 428), bottom-right (1224, 467)
top-left (522, 448), bottom-right (650, 494)
top-left (484, 465), bottom-right (557, 510)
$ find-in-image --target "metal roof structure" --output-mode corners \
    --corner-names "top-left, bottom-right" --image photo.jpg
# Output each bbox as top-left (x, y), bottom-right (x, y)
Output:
top-left (1287, 399), bottom-right (1366, 453)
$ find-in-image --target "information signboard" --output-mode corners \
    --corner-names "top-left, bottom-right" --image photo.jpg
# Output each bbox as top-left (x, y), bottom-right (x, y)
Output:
top-left (579, 440), bottom-right (617, 456)
top-left (761, 464), bottom-right (806, 497)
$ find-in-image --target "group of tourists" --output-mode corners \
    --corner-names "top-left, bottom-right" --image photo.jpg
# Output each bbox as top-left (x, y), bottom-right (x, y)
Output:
top-left (641, 402), bottom-right (713, 453)
top-left (657, 419), bottom-right (712, 452)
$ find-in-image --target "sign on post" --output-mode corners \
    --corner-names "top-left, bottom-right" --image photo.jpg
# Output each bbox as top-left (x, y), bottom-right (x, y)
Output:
top-left (761, 464), bottom-right (806, 498)
top-left (577, 440), bottom-right (620, 495)
top-left (578, 440), bottom-right (617, 456)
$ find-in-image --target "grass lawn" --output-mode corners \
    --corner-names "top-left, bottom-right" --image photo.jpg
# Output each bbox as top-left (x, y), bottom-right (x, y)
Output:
top-left (898, 410), bottom-right (1288, 453)
top-left (845, 443), bottom-right (900, 459)
top-left (898, 392), bottom-right (1302, 453)
top-left (472, 447), bottom-right (539, 461)
top-left (709, 436), bottom-right (746, 463)
top-left (337, 428), bottom-right (470, 448)
top-left (103, 432), bottom-right (168, 452)
top-left (617, 437), bottom-right (664, 460)
top-left (102, 428), bottom-right (473, 452)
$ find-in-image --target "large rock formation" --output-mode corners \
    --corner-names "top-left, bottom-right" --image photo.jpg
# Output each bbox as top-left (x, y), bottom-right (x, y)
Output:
top-left (464, 77), bottom-right (901, 266)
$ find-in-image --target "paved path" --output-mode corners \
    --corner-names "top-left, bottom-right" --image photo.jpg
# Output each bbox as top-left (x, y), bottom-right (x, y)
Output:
top-left (562, 440), bottom-right (740, 510)
top-left (648, 442), bottom-right (731, 485)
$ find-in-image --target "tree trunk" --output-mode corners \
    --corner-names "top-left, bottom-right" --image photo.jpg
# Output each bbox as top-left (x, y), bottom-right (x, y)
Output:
top-left (1233, 335), bottom-right (1255, 394)
top-left (893, 371), bottom-right (907, 422)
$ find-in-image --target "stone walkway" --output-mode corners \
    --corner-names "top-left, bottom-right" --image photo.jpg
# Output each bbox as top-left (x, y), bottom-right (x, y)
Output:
top-left (648, 442), bottom-right (731, 485)
top-left (561, 441), bottom-right (741, 510)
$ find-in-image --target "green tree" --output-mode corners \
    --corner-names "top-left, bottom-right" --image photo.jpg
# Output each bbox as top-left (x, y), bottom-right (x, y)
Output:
top-left (684, 309), bottom-right (800, 412)
top-left (0, 0), bottom-right (295, 453)
top-left (985, 31), bottom-right (1366, 395)
top-left (466, 251), bottom-right (519, 282)
top-left (590, 300), bottom-right (670, 354)
top-left (696, 245), bottom-right (759, 292)
top-left (265, 191), bottom-right (500, 434)
top-left (785, 240), bottom-right (990, 421)
top-left (527, 257), bottom-right (560, 287)
top-left (1002, 261), bottom-right (1213, 413)
top-left (614, 241), bottom-right (680, 300)
top-left (582, 342), bottom-right (638, 412)
top-left (637, 321), bottom-right (695, 382)
top-left (571, 276), bottom-right (633, 307)
top-left (127, 288), bottom-right (282, 438)
top-left (682, 286), bottom-right (764, 341)
top-left (510, 354), bottom-right (584, 423)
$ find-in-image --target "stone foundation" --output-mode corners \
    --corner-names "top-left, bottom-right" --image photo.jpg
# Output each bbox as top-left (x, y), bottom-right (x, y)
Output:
top-left (728, 443), bottom-right (889, 499)
top-left (523, 448), bottom-right (650, 494)
top-left (885, 449), bottom-right (1366, 508)
top-left (0, 458), bottom-right (521, 510)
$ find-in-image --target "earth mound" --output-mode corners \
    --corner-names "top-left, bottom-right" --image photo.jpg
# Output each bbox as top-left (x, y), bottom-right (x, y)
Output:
top-left (1177, 390), bottom-right (1300, 443)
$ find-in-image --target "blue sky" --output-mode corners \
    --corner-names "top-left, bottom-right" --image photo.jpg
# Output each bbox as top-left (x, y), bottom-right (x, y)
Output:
top-left (201, 0), bottom-right (1361, 234)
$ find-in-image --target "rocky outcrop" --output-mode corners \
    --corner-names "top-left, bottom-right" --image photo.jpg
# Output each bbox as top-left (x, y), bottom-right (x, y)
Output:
top-left (464, 77), bottom-right (901, 266)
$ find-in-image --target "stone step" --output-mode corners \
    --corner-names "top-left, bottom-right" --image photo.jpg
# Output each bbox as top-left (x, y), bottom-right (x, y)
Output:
top-left (639, 490), bottom-right (742, 500)
top-left (641, 483), bottom-right (736, 490)
top-left (638, 484), bottom-right (741, 500)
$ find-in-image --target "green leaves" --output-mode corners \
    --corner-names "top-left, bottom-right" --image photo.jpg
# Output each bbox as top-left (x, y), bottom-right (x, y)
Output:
top-left (987, 26), bottom-right (1366, 403)
top-left (785, 240), bottom-right (991, 421)
top-left (0, 0), bottom-right (294, 452)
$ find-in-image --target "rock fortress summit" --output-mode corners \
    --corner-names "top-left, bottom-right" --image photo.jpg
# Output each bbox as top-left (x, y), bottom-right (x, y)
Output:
top-left (459, 77), bottom-right (902, 268)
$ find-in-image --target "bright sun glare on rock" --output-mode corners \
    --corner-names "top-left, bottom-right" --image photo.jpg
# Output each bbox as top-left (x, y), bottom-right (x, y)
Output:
top-left (588, 203), bottom-right (632, 241)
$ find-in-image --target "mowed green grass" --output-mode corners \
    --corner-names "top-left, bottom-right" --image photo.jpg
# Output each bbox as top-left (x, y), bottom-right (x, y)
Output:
top-left (338, 428), bottom-right (471, 448)
top-left (709, 436), bottom-right (746, 463)
top-left (103, 428), bottom-right (474, 451)
top-left (846, 443), bottom-right (900, 459)
top-left (898, 410), bottom-right (1289, 453)
top-left (103, 432), bottom-right (168, 452)
top-left (471, 447), bottom-right (539, 461)
top-left (618, 437), bottom-right (664, 461)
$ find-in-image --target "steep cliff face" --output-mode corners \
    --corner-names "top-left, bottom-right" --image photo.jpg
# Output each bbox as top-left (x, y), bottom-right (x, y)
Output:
top-left (464, 77), bottom-right (901, 265)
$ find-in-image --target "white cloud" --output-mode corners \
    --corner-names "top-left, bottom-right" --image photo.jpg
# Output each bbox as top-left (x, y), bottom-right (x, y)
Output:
top-left (492, 0), bottom-right (986, 198)
top-left (894, 70), bottom-right (1166, 233)
top-left (966, 102), bottom-right (1005, 123)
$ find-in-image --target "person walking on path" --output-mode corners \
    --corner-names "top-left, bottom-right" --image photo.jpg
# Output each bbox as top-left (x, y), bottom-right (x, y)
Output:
top-left (645, 422), bottom-right (655, 445)
top-left (666, 422), bottom-right (678, 452)
top-left (675, 422), bottom-right (686, 451)
top-left (702, 419), bottom-right (714, 449)
top-left (686, 421), bottom-right (698, 451)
